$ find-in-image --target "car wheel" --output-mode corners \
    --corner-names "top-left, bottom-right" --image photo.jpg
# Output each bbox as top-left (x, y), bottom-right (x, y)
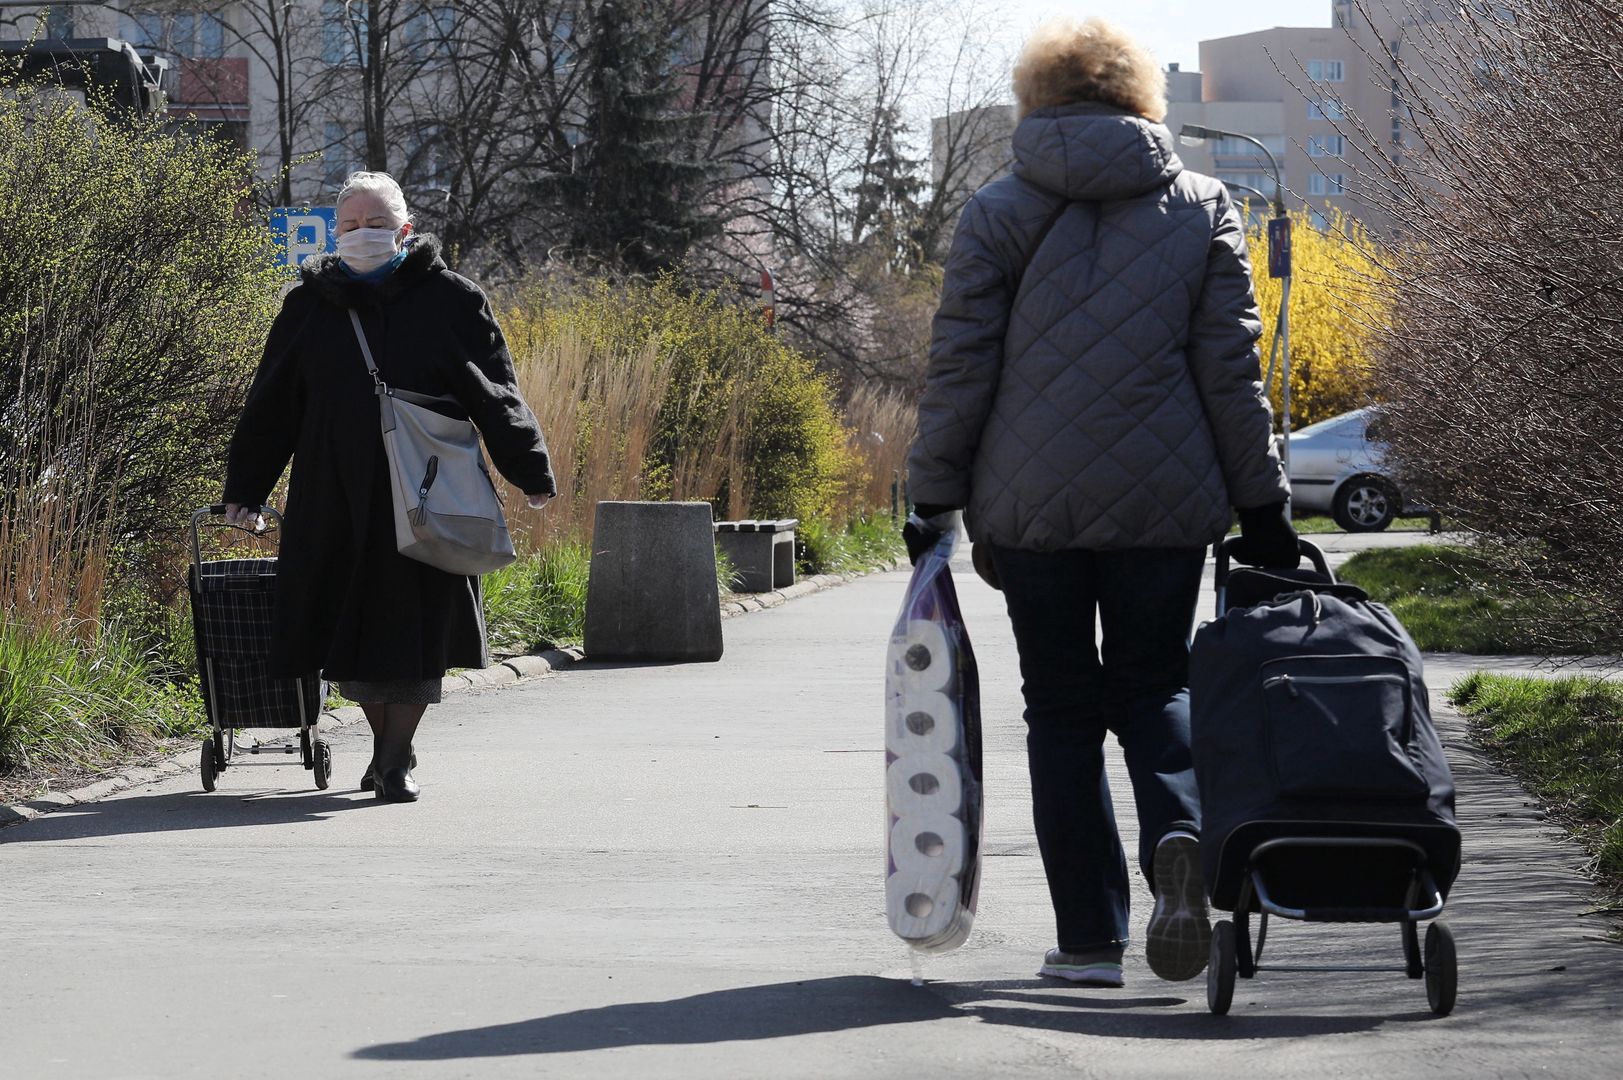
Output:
top-left (1332, 476), bottom-right (1398, 532)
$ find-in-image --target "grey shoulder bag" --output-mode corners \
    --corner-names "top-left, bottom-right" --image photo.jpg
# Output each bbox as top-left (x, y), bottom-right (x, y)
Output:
top-left (349, 309), bottom-right (516, 576)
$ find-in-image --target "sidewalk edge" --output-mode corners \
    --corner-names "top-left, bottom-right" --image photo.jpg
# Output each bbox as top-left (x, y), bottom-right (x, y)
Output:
top-left (0, 558), bottom-right (905, 829)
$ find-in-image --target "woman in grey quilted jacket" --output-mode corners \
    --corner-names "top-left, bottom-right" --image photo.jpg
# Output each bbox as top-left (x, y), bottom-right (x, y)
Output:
top-left (905, 17), bottom-right (1298, 987)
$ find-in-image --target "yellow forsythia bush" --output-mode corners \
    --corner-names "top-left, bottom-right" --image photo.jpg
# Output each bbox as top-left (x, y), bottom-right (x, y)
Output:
top-left (1247, 210), bottom-right (1386, 428)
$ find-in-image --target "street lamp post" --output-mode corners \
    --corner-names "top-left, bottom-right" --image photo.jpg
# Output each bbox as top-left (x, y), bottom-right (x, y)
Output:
top-left (1180, 124), bottom-right (1294, 496)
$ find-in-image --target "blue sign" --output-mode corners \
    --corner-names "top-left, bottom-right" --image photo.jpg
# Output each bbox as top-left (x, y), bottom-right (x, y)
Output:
top-left (269, 207), bottom-right (338, 269)
top-left (1267, 216), bottom-right (1292, 279)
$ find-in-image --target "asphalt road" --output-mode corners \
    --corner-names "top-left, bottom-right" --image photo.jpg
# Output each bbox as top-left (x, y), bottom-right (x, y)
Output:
top-left (2, 544), bottom-right (1620, 1079)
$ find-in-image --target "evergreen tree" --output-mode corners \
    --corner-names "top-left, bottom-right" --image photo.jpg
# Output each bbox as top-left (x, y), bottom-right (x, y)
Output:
top-left (544, 0), bottom-right (720, 275)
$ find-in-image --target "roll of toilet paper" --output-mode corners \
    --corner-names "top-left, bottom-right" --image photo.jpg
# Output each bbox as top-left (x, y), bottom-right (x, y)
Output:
top-left (886, 867), bottom-right (962, 944)
top-left (885, 750), bottom-right (963, 818)
top-left (887, 689), bottom-right (960, 755)
top-left (889, 812), bottom-right (967, 879)
top-left (887, 619), bottom-right (954, 693)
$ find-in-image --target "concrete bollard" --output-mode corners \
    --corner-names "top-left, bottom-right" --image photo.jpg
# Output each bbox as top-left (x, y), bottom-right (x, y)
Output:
top-left (583, 501), bottom-right (724, 662)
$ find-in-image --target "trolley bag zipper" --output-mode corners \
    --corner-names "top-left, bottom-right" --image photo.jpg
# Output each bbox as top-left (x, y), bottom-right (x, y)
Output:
top-left (1259, 656), bottom-right (1429, 801)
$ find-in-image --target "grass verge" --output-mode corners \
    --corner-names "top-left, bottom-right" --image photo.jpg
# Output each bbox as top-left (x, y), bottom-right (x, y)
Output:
top-left (1336, 544), bottom-right (1544, 653)
top-left (0, 616), bottom-right (203, 781)
top-left (798, 514), bottom-right (906, 576)
top-left (1450, 672), bottom-right (1623, 912)
top-left (483, 542), bottom-right (593, 653)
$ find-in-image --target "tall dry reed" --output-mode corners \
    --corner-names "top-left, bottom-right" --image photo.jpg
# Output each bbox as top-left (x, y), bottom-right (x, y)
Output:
top-left (500, 327), bottom-right (674, 552)
top-left (841, 383), bottom-right (917, 520)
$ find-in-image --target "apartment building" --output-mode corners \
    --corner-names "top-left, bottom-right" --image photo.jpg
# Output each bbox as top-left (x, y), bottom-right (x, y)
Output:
top-left (931, 2), bottom-right (1451, 234)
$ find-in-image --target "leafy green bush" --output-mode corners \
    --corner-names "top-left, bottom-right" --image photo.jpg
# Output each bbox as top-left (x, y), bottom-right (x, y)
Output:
top-left (0, 79), bottom-right (282, 563)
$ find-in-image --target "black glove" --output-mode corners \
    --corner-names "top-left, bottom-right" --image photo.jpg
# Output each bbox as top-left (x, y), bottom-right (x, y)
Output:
top-left (903, 503), bottom-right (957, 565)
top-left (1231, 502), bottom-right (1301, 569)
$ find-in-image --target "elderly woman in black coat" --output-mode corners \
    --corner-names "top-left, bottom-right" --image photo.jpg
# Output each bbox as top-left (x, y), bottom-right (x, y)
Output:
top-left (223, 171), bottom-right (555, 803)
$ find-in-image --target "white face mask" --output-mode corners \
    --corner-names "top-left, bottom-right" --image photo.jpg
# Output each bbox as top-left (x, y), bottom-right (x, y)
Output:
top-left (337, 226), bottom-right (404, 273)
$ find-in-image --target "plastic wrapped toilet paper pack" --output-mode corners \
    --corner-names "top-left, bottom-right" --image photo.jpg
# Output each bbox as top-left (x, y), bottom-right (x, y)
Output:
top-left (884, 528), bottom-right (983, 953)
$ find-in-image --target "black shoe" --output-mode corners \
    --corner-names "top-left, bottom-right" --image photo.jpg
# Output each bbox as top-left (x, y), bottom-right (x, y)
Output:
top-left (360, 750), bottom-right (417, 792)
top-left (374, 766), bottom-right (420, 803)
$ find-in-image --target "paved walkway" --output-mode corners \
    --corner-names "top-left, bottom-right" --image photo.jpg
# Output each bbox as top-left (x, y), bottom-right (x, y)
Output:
top-left (2, 560), bottom-right (1620, 1078)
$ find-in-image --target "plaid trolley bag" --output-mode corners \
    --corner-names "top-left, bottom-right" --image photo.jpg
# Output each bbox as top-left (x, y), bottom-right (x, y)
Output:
top-left (1190, 538), bottom-right (1462, 1017)
top-left (187, 505), bottom-right (330, 791)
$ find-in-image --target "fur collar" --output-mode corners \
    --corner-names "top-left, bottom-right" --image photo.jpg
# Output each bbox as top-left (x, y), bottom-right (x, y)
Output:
top-left (301, 233), bottom-right (445, 307)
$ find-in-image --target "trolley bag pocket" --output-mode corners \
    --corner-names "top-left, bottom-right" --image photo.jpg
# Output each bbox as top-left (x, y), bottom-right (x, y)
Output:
top-left (1261, 655), bottom-right (1430, 801)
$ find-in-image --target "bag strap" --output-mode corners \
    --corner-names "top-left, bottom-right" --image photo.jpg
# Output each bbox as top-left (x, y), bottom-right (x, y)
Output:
top-left (348, 308), bottom-right (386, 391)
top-left (347, 308), bottom-right (464, 413)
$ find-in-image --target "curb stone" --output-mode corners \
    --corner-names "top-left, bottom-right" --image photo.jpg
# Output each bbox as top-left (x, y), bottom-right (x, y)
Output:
top-left (0, 565), bottom-right (900, 829)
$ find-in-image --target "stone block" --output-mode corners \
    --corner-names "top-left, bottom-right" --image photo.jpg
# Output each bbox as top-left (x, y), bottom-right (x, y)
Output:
top-left (584, 501), bottom-right (723, 662)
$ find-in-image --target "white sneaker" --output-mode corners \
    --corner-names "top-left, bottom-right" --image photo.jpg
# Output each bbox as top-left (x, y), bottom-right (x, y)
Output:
top-left (1038, 947), bottom-right (1125, 987)
top-left (1145, 831), bottom-right (1211, 981)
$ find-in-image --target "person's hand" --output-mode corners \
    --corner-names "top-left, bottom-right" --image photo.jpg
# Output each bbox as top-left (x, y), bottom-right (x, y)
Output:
top-left (1230, 502), bottom-right (1300, 568)
top-left (902, 504), bottom-right (959, 565)
top-left (222, 502), bottom-right (266, 532)
top-left (525, 492), bottom-right (554, 510)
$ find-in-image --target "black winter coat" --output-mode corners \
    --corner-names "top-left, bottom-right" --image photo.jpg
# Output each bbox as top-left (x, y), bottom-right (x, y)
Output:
top-left (223, 236), bottom-right (555, 681)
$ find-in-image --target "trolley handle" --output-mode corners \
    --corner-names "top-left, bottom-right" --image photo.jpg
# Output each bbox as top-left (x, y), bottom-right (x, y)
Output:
top-left (190, 504), bottom-right (283, 571)
top-left (1214, 535), bottom-right (1331, 589)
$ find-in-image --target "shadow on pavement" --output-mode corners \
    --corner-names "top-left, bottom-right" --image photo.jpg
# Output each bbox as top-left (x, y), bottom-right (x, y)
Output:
top-left (0, 787), bottom-right (376, 844)
top-left (351, 974), bottom-right (1384, 1060)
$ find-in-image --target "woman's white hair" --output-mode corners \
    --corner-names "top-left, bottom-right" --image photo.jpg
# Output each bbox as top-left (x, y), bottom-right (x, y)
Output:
top-left (335, 171), bottom-right (411, 224)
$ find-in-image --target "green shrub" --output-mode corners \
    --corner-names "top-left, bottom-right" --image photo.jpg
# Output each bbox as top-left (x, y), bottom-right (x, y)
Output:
top-left (0, 79), bottom-right (282, 565)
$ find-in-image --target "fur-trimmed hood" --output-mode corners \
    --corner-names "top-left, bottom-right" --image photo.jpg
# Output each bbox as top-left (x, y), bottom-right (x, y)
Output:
top-left (300, 233), bottom-right (446, 307)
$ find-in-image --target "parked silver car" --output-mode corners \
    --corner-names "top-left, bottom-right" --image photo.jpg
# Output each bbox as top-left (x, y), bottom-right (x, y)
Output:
top-left (1286, 407), bottom-right (1411, 531)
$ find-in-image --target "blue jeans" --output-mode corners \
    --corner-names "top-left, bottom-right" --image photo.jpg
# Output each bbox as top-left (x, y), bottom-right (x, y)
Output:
top-left (989, 545), bottom-right (1206, 953)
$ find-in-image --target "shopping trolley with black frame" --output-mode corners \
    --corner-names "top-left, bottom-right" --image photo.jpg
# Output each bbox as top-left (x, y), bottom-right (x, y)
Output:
top-left (187, 504), bottom-right (331, 791)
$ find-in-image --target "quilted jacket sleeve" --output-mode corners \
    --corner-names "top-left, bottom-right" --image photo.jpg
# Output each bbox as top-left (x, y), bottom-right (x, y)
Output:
top-left (1185, 187), bottom-right (1290, 510)
top-left (907, 198), bottom-right (1015, 508)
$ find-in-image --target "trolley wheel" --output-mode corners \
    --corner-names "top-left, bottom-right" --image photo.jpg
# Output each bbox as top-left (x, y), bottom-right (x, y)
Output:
top-left (1402, 920), bottom-right (1423, 979)
top-left (1425, 921), bottom-right (1458, 1016)
top-left (313, 740), bottom-right (333, 790)
top-left (1207, 919), bottom-right (1237, 1015)
top-left (200, 739), bottom-right (217, 793)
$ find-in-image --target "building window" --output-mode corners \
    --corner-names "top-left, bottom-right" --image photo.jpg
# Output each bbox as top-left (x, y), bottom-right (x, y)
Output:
top-left (1209, 135), bottom-right (1288, 159)
top-left (323, 0), bottom-right (369, 67)
top-left (1307, 98), bottom-right (1346, 121)
top-left (121, 10), bottom-right (226, 59)
top-left (1214, 171), bottom-right (1278, 200)
top-left (1307, 59), bottom-right (1346, 83)
top-left (1307, 135), bottom-right (1346, 157)
top-left (1308, 173), bottom-right (1346, 197)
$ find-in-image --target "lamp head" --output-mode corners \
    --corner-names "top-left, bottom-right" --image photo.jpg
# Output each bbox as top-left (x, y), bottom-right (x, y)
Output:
top-left (1179, 123), bottom-right (1214, 146)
